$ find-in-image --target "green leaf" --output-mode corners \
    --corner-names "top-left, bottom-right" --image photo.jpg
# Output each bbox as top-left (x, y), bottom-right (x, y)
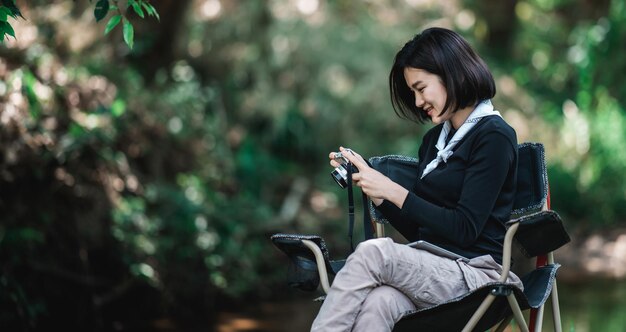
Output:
top-left (0, 21), bottom-right (15, 41)
top-left (1, 0), bottom-right (24, 19)
top-left (141, 3), bottom-right (160, 21)
top-left (132, 2), bottom-right (145, 18)
top-left (141, 2), bottom-right (152, 15)
top-left (0, 7), bottom-right (11, 22)
top-left (94, 0), bottom-right (110, 22)
top-left (104, 14), bottom-right (121, 35)
top-left (123, 19), bottom-right (134, 49)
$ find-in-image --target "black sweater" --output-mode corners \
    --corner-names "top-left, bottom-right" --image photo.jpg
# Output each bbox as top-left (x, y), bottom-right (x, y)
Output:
top-left (377, 115), bottom-right (518, 264)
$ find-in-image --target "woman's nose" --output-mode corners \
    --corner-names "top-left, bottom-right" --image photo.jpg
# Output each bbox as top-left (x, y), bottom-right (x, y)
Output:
top-left (414, 92), bottom-right (424, 107)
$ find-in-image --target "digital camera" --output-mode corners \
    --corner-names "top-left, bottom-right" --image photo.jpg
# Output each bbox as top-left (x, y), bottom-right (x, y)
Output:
top-left (331, 155), bottom-right (358, 189)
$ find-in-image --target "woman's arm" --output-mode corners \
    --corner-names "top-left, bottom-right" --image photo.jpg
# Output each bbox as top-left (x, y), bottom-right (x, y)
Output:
top-left (378, 131), bottom-right (516, 246)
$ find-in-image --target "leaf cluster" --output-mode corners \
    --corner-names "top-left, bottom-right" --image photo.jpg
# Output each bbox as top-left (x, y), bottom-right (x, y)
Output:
top-left (0, 0), bottom-right (20, 41)
top-left (0, 0), bottom-right (159, 49)
top-left (98, 0), bottom-right (160, 49)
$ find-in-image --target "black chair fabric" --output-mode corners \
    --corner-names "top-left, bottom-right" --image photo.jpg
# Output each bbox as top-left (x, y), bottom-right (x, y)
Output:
top-left (393, 283), bottom-right (526, 332)
top-left (393, 264), bottom-right (560, 332)
top-left (367, 155), bottom-right (419, 224)
top-left (511, 210), bottom-right (571, 258)
top-left (512, 142), bottom-right (548, 215)
top-left (271, 234), bottom-right (345, 292)
top-left (520, 264), bottom-right (561, 308)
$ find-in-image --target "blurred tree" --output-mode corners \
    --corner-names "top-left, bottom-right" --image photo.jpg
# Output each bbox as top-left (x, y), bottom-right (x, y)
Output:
top-left (2, 0), bottom-right (626, 331)
top-left (463, 0), bottom-right (518, 55)
top-left (488, 0), bottom-right (626, 226)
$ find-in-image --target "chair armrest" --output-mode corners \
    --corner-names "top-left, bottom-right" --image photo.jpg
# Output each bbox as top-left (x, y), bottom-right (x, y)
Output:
top-left (270, 234), bottom-right (336, 293)
top-left (301, 239), bottom-right (332, 294)
top-left (507, 210), bottom-right (570, 258)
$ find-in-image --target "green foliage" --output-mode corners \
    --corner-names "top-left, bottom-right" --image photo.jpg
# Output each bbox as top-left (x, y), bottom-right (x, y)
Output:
top-left (2, 0), bottom-right (626, 330)
top-left (0, 0), bottom-right (159, 49)
top-left (122, 18), bottom-right (134, 49)
top-left (0, 0), bottom-right (22, 19)
top-left (0, 6), bottom-right (11, 21)
top-left (0, 5), bottom-right (15, 41)
top-left (104, 14), bottom-right (122, 35)
top-left (94, 0), bottom-right (110, 22)
top-left (0, 20), bottom-right (14, 41)
top-left (496, 0), bottom-right (626, 225)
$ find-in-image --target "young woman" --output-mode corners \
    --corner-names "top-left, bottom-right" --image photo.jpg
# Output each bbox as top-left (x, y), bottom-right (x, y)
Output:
top-left (311, 27), bottom-right (523, 331)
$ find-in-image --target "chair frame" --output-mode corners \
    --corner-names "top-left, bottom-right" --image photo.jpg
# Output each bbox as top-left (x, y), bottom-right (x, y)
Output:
top-left (457, 196), bottom-right (564, 332)
top-left (278, 142), bottom-right (567, 332)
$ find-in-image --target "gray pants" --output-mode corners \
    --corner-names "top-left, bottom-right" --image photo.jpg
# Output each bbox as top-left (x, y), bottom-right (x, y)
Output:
top-left (311, 237), bottom-right (522, 332)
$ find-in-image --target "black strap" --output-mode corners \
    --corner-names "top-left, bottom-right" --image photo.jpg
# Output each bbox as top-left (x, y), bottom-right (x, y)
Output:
top-left (347, 165), bottom-right (356, 252)
top-left (363, 193), bottom-right (374, 240)
top-left (346, 163), bottom-right (375, 253)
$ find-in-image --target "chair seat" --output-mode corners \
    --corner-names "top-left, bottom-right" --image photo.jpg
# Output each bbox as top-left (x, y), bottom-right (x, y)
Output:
top-left (521, 264), bottom-right (561, 308)
top-left (393, 264), bottom-right (560, 332)
top-left (393, 285), bottom-right (521, 332)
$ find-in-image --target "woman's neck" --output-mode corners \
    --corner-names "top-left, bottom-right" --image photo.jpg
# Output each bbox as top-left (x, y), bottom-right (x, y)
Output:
top-left (450, 104), bottom-right (476, 129)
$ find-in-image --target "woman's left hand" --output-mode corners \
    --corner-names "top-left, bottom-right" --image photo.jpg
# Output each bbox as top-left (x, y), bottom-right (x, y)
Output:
top-left (338, 147), bottom-right (408, 207)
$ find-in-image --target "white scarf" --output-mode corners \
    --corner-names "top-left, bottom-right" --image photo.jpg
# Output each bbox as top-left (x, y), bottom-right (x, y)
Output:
top-left (421, 100), bottom-right (501, 179)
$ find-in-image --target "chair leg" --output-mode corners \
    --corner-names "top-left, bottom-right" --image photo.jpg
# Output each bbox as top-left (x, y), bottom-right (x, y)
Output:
top-left (529, 308), bottom-right (538, 331)
top-left (462, 294), bottom-right (496, 332)
top-left (547, 252), bottom-right (563, 332)
top-left (550, 280), bottom-right (563, 332)
top-left (530, 254), bottom-right (549, 330)
top-left (533, 304), bottom-right (545, 332)
top-left (507, 294), bottom-right (529, 332)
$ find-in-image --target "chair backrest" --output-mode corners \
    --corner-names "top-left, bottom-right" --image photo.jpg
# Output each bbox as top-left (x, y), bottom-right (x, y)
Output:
top-left (394, 142), bottom-right (569, 332)
top-left (511, 142), bottom-right (549, 217)
top-left (510, 143), bottom-right (570, 257)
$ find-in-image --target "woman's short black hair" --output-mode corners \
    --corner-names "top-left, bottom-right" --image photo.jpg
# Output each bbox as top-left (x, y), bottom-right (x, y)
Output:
top-left (389, 27), bottom-right (496, 123)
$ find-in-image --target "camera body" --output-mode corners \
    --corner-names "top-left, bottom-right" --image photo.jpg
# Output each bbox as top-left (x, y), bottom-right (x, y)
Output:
top-left (331, 156), bottom-right (358, 189)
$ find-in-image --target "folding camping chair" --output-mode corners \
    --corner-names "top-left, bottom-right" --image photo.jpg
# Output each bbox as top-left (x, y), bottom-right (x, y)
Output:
top-left (271, 142), bottom-right (570, 331)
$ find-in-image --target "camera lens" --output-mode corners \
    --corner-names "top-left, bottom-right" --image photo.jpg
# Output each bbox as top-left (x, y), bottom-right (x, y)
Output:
top-left (331, 165), bottom-right (348, 188)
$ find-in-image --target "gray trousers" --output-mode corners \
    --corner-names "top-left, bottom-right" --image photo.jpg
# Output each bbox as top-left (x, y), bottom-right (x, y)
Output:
top-left (310, 237), bottom-right (522, 332)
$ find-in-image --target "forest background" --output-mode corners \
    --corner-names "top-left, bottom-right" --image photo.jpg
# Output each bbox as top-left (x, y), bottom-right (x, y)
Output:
top-left (2, 0), bottom-right (626, 331)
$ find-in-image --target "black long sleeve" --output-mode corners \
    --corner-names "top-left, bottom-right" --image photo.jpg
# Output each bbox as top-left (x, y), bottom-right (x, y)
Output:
top-left (377, 116), bottom-right (517, 264)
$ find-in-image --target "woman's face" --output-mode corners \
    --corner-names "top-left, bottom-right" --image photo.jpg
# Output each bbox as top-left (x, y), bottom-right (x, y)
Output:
top-left (403, 67), bottom-right (450, 125)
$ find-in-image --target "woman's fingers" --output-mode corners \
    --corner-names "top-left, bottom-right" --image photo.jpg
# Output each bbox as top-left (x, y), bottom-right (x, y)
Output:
top-left (339, 147), bottom-right (367, 170)
top-left (329, 151), bottom-right (342, 167)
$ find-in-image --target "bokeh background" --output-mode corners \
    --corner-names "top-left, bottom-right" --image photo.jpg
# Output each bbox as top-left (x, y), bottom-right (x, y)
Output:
top-left (1, 0), bottom-right (626, 331)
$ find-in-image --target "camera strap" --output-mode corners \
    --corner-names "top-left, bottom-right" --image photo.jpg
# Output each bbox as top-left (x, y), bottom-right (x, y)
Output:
top-left (346, 163), bottom-right (374, 253)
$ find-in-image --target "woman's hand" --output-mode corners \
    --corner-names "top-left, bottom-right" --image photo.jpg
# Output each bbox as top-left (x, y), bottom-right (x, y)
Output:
top-left (328, 147), bottom-right (409, 208)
